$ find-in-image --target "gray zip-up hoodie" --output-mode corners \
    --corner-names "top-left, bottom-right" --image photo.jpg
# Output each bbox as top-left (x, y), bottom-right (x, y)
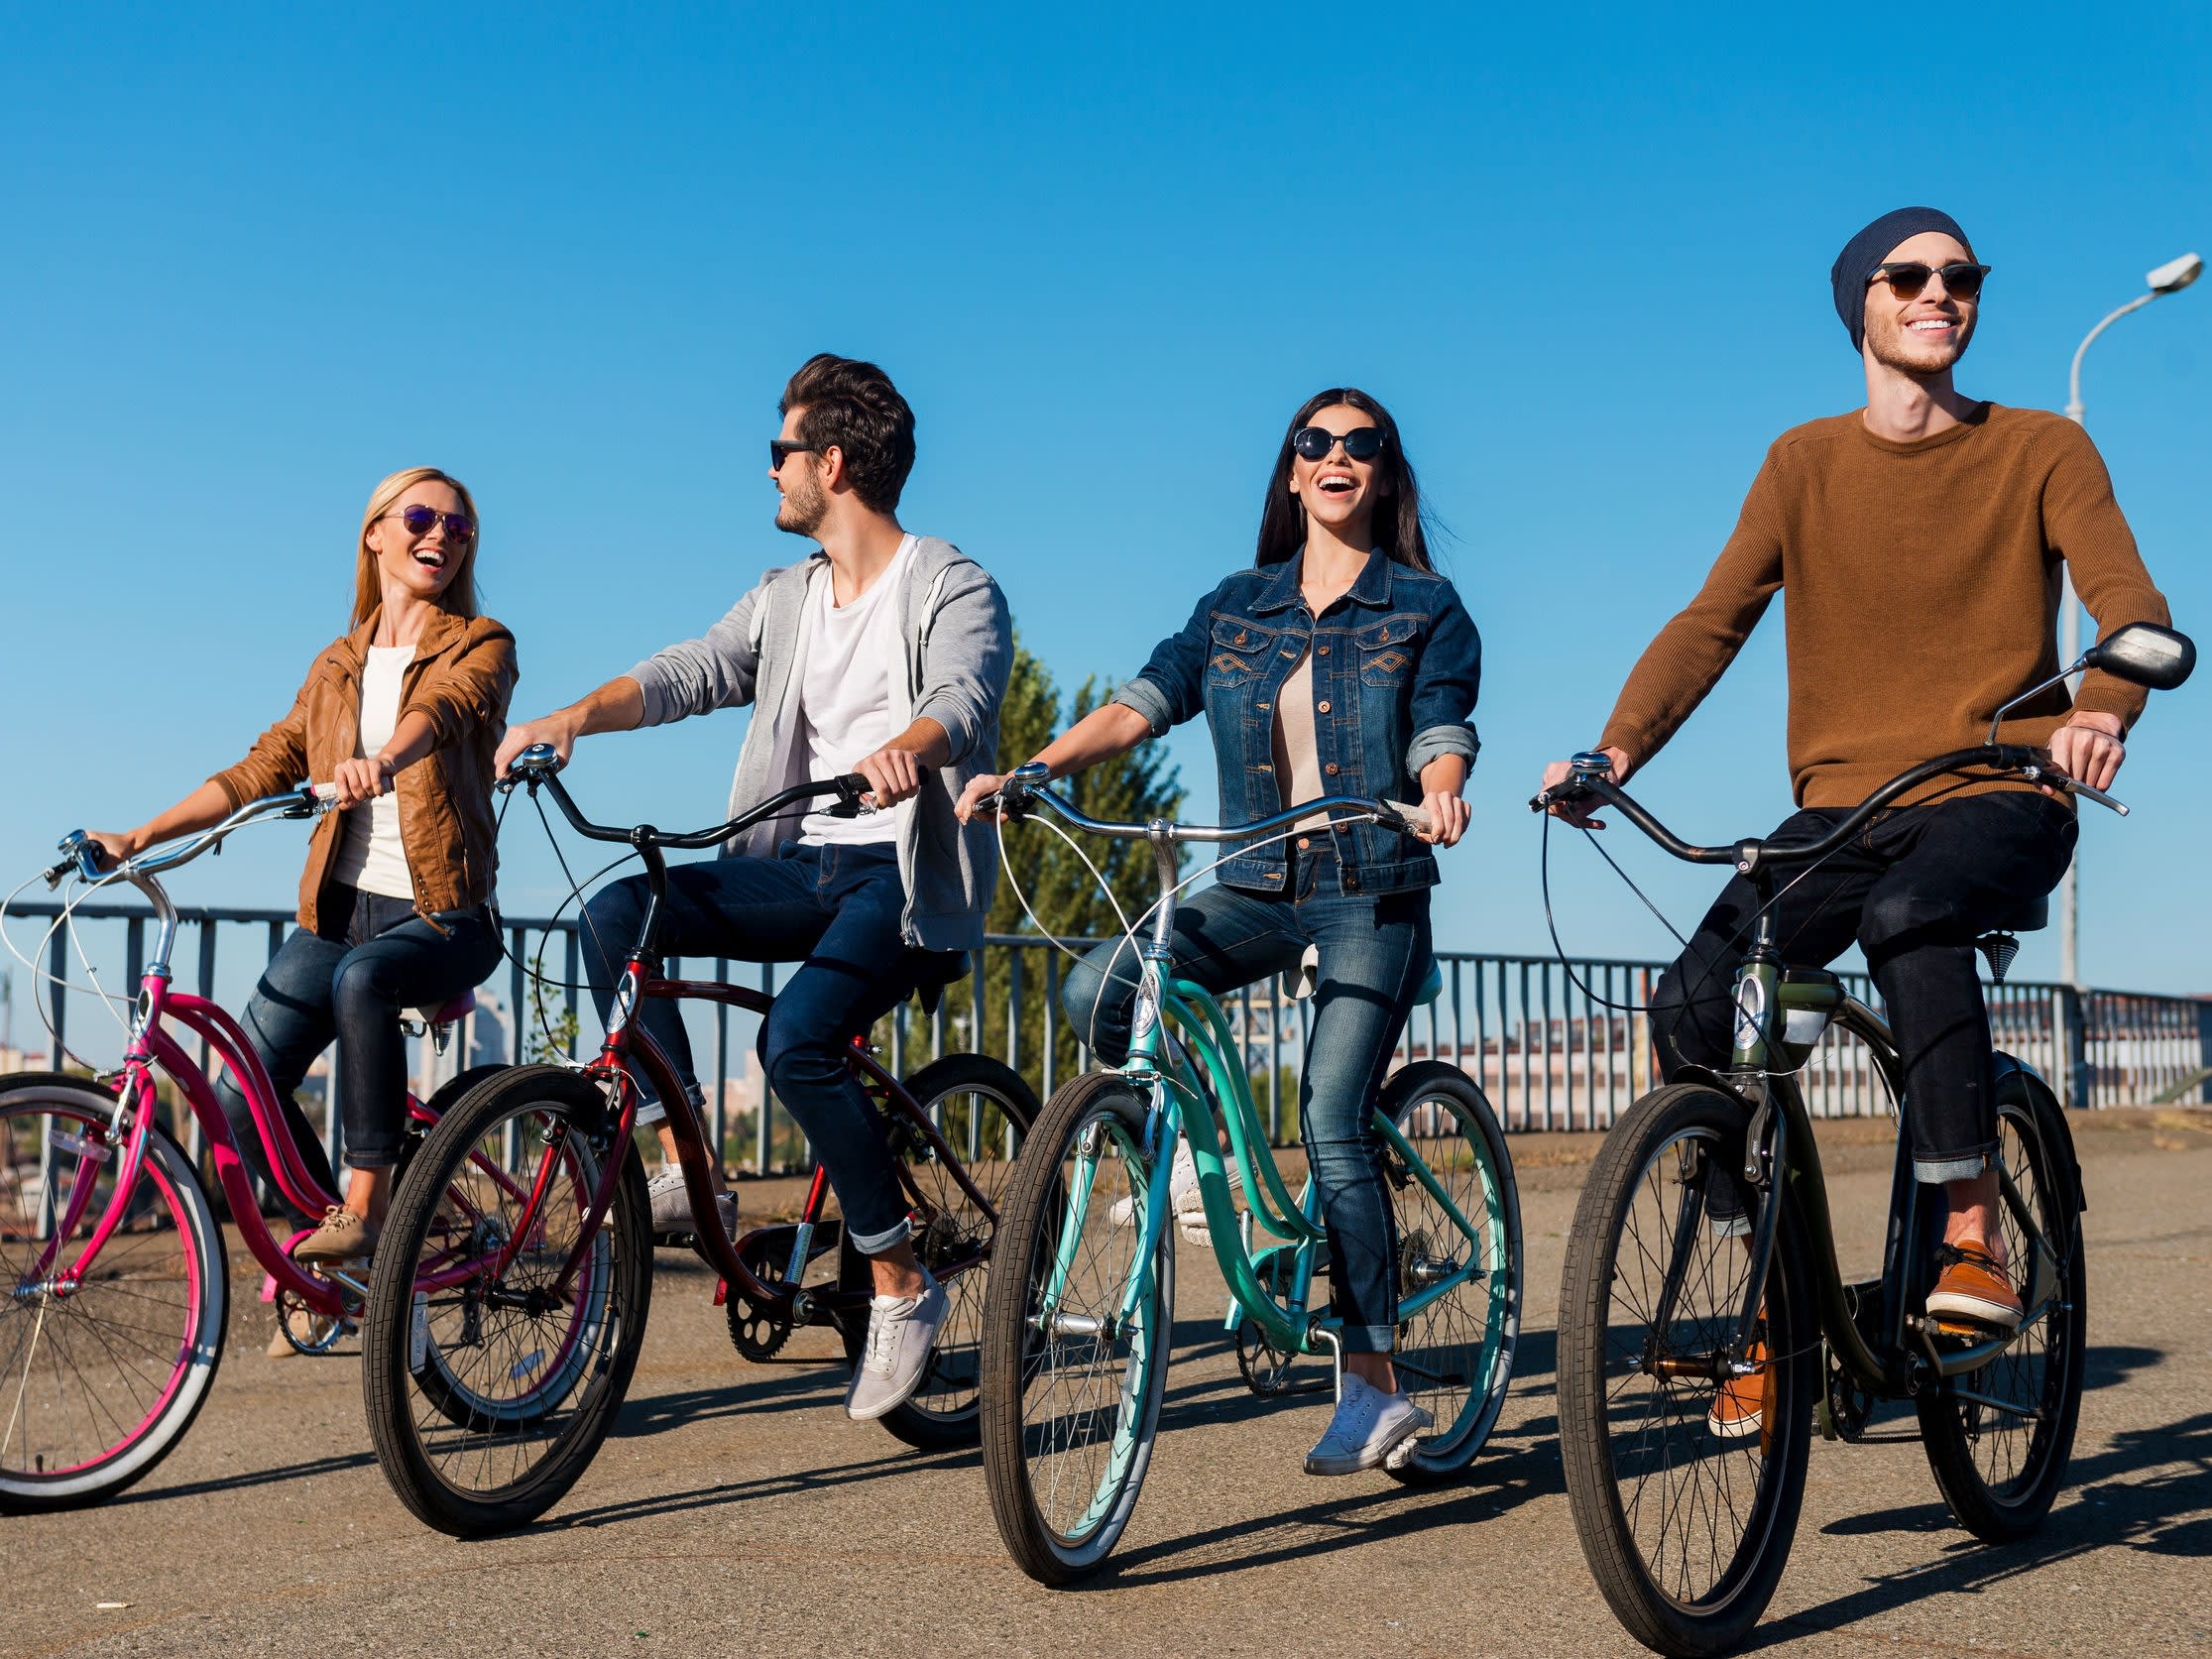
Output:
top-left (625, 536), bottom-right (1011, 951)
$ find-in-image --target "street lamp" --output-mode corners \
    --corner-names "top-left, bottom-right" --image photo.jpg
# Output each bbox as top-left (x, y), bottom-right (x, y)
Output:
top-left (2055, 249), bottom-right (2202, 986)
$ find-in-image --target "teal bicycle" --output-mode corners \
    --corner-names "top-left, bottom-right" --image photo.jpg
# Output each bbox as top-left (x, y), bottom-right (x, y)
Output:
top-left (976, 767), bottom-right (1522, 1584)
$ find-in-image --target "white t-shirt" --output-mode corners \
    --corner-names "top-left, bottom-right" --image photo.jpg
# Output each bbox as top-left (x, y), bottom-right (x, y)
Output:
top-left (796, 535), bottom-right (916, 845)
top-left (330, 645), bottom-right (416, 898)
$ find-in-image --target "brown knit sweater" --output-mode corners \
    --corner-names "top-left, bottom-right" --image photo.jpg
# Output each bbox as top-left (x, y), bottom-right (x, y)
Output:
top-left (1599, 404), bottom-right (2171, 808)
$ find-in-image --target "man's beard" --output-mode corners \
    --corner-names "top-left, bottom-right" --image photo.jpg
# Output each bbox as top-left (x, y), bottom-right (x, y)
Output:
top-left (775, 475), bottom-right (827, 537)
top-left (1866, 308), bottom-right (1975, 379)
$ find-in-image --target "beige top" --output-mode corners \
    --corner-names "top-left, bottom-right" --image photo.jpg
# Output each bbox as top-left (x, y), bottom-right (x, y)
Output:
top-left (1272, 645), bottom-right (1330, 834)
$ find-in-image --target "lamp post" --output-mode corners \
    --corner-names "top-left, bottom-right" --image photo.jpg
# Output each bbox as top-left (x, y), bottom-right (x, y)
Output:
top-left (2055, 250), bottom-right (2202, 987)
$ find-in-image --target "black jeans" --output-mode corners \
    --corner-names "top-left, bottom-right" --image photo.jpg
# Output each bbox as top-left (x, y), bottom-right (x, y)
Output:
top-left (580, 843), bottom-right (932, 1254)
top-left (216, 885), bottom-right (503, 1206)
top-left (1651, 791), bottom-right (2076, 1188)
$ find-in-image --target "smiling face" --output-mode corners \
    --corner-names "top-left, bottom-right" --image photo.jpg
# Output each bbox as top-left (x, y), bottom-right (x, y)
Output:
top-left (1862, 230), bottom-right (1979, 378)
top-left (1288, 404), bottom-right (1390, 542)
top-left (364, 477), bottom-right (470, 606)
top-left (770, 406), bottom-right (830, 537)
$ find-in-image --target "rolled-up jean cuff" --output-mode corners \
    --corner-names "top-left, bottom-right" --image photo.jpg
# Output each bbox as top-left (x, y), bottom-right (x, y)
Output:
top-left (344, 1154), bottom-right (400, 1172)
top-left (1916, 1149), bottom-right (1994, 1185)
top-left (634, 1081), bottom-right (708, 1128)
top-left (1342, 1324), bottom-right (1396, 1356)
top-left (849, 1215), bottom-right (913, 1256)
top-left (1708, 1213), bottom-right (1754, 1240)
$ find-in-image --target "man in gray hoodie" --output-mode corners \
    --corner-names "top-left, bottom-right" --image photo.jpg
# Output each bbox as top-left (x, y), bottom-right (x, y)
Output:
top-left (496, 354), bottom-right (1011, 1420)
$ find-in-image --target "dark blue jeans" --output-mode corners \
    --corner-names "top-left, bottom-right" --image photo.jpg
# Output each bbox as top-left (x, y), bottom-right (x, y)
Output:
top-left (217, 886), bottom-right (503, 1210)
top-left (1062, 850), bottom-right (1431, 1354)
top-left (580, 843), bottom-right (925, 1254)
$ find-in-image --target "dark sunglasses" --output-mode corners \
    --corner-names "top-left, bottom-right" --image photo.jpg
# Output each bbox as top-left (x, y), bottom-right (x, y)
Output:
top-left (1868, 261), bottom-right (1991, 301)
top-left (1291, 425), bottom-right (1385, 463)
top-left (769, 439), bottom-right (818, 469)
top-left (383, 506), bottom-right (476, 546)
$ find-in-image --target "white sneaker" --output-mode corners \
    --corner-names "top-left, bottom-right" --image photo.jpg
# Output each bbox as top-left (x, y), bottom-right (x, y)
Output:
top-left (846, 1272), bottom-right (949, 1421)
top-left (647, 1168), bottom-right (737, 1243)
top-left (1303, 1374), bottom-right (1433, 1477)
top-left (1108, 1139), bottom-right (1242, 1245)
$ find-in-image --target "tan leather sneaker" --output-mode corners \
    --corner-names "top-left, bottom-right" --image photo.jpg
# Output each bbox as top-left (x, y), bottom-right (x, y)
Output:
top-left (1926, 1240), bottom-right (2022, 1333)
top-left (1705, 1338), bottom-right (1774, 1446)
top-left (293, 1206), bottom-right (377, 1265)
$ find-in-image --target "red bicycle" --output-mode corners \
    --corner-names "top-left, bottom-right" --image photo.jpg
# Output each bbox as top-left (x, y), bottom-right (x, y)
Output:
top-left (361, 749), bottom-right (1037, 1536)
top-left (0, 788), bottom-right (522, 1510)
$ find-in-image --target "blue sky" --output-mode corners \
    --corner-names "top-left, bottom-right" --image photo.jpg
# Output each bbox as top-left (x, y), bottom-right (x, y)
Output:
top-left (2, 3), bottom-right (2207, 1008)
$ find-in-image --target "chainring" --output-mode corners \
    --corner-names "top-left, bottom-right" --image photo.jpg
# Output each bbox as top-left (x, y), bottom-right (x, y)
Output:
top-left (1235, 1316), bottom-right (1294, 1397)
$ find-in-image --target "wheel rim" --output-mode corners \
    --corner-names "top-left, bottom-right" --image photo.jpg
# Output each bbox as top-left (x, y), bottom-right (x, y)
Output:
top-left (1940, 1104), bottom-right (2073, 1502)
top-left (1600, 1125), bottom-right (1790, 1612)
top-left (1015, 1105), bottom-right (1163, 1551)
top-left (893, 1078), bottom-right (1027, 1424)
top-left (1387, 1090), bottom-right (1515, 1465)
top-left (0, 1094), bottom-right (205, 1483)
top-left (397, 1099), bottom-right (629, 1496)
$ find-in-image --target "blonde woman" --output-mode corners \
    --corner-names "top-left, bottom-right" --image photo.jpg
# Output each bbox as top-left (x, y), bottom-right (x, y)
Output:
top-left (90, 468), bottom-right (516, 1267)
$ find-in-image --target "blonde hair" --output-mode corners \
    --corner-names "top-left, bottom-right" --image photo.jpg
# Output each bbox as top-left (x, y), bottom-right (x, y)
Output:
top-left (352, 466), bottom-right (483, 629)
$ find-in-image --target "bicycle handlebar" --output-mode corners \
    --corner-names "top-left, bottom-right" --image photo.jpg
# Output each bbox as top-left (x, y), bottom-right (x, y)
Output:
top-left (993, 761), bottom-right (1435, 844)
top-left (1529, 744), bottom-right (2126, 876)
top-left (501, 742), bottom-right (869, 850)
top-left (48, 785), bottom-right (331, 891)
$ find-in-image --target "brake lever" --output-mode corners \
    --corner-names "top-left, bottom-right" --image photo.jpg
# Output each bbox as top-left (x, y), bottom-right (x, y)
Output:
top-left (2020, 752), bottom-right (2129, 816)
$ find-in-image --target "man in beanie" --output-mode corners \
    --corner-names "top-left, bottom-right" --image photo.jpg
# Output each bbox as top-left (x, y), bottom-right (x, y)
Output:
top-left (1541, 207), bottom-right (2172, 1439)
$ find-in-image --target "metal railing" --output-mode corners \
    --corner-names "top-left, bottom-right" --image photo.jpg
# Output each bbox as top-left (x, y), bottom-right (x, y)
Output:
top-left (7, 902), bottom-right (2207, 1175)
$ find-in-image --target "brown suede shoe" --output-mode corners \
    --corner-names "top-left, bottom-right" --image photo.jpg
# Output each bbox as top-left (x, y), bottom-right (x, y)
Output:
top-left (293, 1206), bottom-right (377, 1265)
top-left (1926, 1239), bottom-right (2022, 1333)
top-left (1706, 1338), bottom-right (1773, 1445)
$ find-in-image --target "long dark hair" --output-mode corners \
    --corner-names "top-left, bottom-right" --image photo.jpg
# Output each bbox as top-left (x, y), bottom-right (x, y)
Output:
top-left (1253, 387), bottom-right (1433, 571)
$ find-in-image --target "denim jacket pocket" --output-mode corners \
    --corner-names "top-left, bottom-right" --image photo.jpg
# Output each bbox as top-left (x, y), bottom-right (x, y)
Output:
top-left (1205, 615), bottom-right (1275, 687)
top-left (1352, 614), bottom-right (1421, 686)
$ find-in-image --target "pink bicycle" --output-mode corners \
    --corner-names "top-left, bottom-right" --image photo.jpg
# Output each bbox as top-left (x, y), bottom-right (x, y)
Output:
top-left (0, 785), bottom-right (551, 1510)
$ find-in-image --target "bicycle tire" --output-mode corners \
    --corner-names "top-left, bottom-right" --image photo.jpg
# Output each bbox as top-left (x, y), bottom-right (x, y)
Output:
top-left (1376, 1062), bottom-right (1522, 1483)
top-left (0, 1074), bottom-right (228, 1512)
top-left (835, 1053), bottom-right (1038, 1450)
top-left (363, 1064), bottom-right (651, 1537)
top-left (1558, 1083), bottom-right (1816, 1658)
top-left (1917, 1067), bottom-right (2087, 1542)
top-left (980, 1071), bottom-right (1173, 1585)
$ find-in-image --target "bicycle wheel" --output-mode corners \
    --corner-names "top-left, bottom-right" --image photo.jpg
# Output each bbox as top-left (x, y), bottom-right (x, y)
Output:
top-left (1558, 1084), bottom-right (1816, 1658)
top-left (1376, 1061), bottom-right (1521, 1483)
top-left (1917, 1068), bottom-right (2087, 1542)
top-left (0, 1074), bottom-right (228, 1511)
top-left (363, 1065), bottom-right (651, 1536)
top-left (980, 1071), bottom-right (1173, 1585)
top-left (837, 1053), bottom-right (1038, 1450)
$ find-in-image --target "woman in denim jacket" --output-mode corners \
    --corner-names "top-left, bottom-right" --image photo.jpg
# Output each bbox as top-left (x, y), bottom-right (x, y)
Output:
top-left (958, 388), bottom-right (1479, 1476)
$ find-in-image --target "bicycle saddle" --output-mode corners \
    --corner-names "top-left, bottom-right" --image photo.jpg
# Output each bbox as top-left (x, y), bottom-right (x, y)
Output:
top-left (413, 990), bottom-right (478, 1027)
top-left (1979, 894), bottom-right (2048, 935)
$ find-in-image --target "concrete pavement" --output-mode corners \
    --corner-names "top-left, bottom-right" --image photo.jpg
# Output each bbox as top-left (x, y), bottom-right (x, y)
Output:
top-left (6, 1108), bottom-right (2210, 1658)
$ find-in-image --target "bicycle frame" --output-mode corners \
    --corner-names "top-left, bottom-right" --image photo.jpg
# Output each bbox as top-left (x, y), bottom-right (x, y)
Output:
top-left (29, 798), bottom-right (525, 1321)
top-left (482, 759), bottom-right (1008, 1316)
top-left (1020, 787), bottom-right (1494, 1366)
top-left (1655, 902), bottom-right (2069, 1401)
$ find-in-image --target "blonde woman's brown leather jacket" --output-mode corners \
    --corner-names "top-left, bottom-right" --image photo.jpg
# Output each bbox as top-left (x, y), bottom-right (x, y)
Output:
top-left (209, 607), bottom-right (518, 933)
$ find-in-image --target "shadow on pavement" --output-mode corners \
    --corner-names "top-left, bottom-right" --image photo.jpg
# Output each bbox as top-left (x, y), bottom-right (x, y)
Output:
top-left (1773, 1397), bottom-right (2212, 1646)
top-left (119, 1449), bottom-right (378, 1506)
top-left (540, 1445), bottom-right (980, 1533)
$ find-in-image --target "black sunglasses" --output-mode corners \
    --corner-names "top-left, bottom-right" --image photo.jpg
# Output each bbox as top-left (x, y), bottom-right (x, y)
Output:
top-left (1291, 425), bottom-right (1386, 463)
top-left (769, 439), bottom-right (818, 469)
top-left (1868, 261), bottom-right (1991, 301)
top-left (382, 506), bottom-right (476, 546)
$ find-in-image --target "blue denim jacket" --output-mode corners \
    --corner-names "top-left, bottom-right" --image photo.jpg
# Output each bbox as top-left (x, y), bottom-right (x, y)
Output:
top-left (1112, 547), bottom-right (1481, 894)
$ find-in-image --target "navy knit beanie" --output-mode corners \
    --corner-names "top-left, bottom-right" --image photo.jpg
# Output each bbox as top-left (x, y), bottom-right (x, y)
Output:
top-left (1831, 207), bottom-right (1976, 352)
